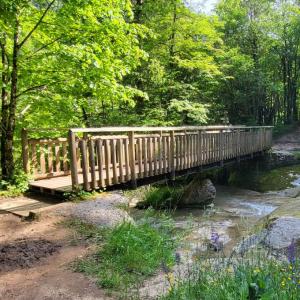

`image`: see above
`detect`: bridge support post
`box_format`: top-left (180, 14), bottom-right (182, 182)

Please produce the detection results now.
top-left (129, 131), bottom-right (137, 189)
top-left (68, 130), bottom-right (79, 190)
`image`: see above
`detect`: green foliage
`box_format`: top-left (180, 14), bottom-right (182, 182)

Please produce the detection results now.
top-left (63, 189), bottom-right (103, 203)
top-left (73, 214), bottom-right (177, 291)
top-left (0, 171), bottom-right (29, 197)
top-left (162, 259), bottom-right (300, 300)
top-left (137, 185), bottom-right (183, 210)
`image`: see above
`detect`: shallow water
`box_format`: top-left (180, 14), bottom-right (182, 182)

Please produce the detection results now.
top-left (229, 163), bottom-right (300, 192)
top-left (171, 184), bottom-right (281, 256)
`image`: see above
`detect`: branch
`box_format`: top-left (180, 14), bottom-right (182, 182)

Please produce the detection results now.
top-left (18, 0), bottom-right (56, 49)
top-left (16, 84), bottom-right (48, 98)
top-left (24, 36), bottom-right (63, 60)
top-left (16, 80), bottom-right (66, 98)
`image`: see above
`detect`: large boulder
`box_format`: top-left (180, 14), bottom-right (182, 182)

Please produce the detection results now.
top-left (264, 217), bottom-right (300, 250)
top-left (180, 178), bottom-right (216, 207)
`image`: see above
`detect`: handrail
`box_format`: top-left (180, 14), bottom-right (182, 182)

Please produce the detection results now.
top-left (70, 125), bottom-right (273, 134)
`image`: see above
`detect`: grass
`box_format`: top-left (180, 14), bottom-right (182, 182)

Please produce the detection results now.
top-left (162, 258), bottom-right (300, 300)
top-left (136, 185), bottom-right (184, 210)
top-left (63, 189), bottom-right (104, 202)
top-left (68, 211), bottom-right (177, 292)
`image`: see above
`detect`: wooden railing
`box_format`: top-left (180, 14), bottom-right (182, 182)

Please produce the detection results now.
top-left (22, 126), bottom-right (273, 190)
top-left (22, 129), bottom-right (70, 179)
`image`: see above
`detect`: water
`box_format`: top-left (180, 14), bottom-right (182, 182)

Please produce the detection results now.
top-left (229, 163), bottom-right (300, 192)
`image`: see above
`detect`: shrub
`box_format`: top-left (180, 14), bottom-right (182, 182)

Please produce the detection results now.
top-left (0, 171), bottom-right (29, 197)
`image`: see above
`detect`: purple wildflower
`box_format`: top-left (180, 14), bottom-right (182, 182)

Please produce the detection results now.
top-left (210, 231), bottom-right (223, 252)
top-left (211, 231), bottom-right (220, 244)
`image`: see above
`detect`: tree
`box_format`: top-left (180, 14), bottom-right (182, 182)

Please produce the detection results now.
top-left (0, 0), bottom-right (146, 179)
top-left (127, 0), bottom-right (224, 125)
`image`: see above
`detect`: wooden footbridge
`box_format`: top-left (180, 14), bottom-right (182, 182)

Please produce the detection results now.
top-left (21, 126), bottom-right (273, 194)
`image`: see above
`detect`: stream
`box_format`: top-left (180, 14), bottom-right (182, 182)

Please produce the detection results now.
top-left (172, 162), bottom-right (300, 257)
top-left (138, 162), bottom-right (300, 298)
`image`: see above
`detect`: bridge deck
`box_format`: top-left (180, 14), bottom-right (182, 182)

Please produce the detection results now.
top-left (23, 126), bottom-right (273, 194)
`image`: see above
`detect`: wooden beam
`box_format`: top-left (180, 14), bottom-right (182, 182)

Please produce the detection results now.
top-left (129, 131), bottom-right (137, 188)
top-left (68, 130), bottom-right (79, 190)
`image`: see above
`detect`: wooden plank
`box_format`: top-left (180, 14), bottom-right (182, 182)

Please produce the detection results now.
top-left (80, 140), bottom-right (89, 191)
top-left (137, 138), bottom-right (143, 178)
top-left (104, 139), bottom-right (112, 186)
top-left (176, 136), bottom-right (180, 170)
top-left (143, 137), bottom-right (148, 177)
top-left (148, 137), bottom-right (153, 176)
top-left (62, 142), bottom-right (68, 172)
top-left (118, 139), bottom-right (125, 183)
top-left (39, 144), bottom-right (46, 175)
top-left (47, 144), bottom-right (53, 173)
top-left (153, 137), bottom-right (158, 175)
top-left (124, 138), bottom-right (130, 181)
top-left (186, 133), bottom-right (190, 168)
top-left (88, 139), bottom-right (97, 189)
top-left (198, 130), bottom-right (202, 166)
top-left (167, 135), bottom-right (171, 171)
top-left (182, 133), bottom-right (186, 169)
top-left (55, 144), bottom-right (61, 172)
top-left (129, 131), bottom-right (137, 188)
top-left (170, 131), bottom-right (175, 179)
top-left (96, 139), bottom-right (105, 188)
top-left (180, 135), bottom-right (183, 170)
top-left (162, 136), bottom-right (167, 173)
top-left (111, 139), bottom-right (118, 185)
top-left (159, 131), bottom-right (163, 174)
top-left (71, 125), bottom-right (261, 134)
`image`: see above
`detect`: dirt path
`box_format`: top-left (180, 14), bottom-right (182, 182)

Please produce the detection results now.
top-left (0, 204), bottom-right (112, 300)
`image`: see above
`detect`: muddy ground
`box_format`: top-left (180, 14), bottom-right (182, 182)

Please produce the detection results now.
top-left (0, 207), bottom-right (112, 300)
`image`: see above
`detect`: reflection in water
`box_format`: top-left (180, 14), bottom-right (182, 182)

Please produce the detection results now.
top-left (229, 163), bottom-right (300, 192)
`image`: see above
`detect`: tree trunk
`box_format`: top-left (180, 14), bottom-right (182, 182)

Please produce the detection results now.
top-left (0, 38), bottom-right (9, 178)
top-left (1, 19), bottom-right (20, 179)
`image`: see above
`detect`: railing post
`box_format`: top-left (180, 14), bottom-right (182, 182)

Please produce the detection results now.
top-left (237, 129), bottom-right (241, 163)
top-left (21, 128), bottom-right (30, 173)
top-left (250, 128), bottom-right (254, 158)
top-left (197, 130), bottom-right (202, 166)
top-left (170, 130), bottom-right (175, 180)
top-left (220, 129), bottom-right (224, 167)
top-left (68, 130), bottom-right (79, 190)
top-left (129, 131), bottom-right (137, 188)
